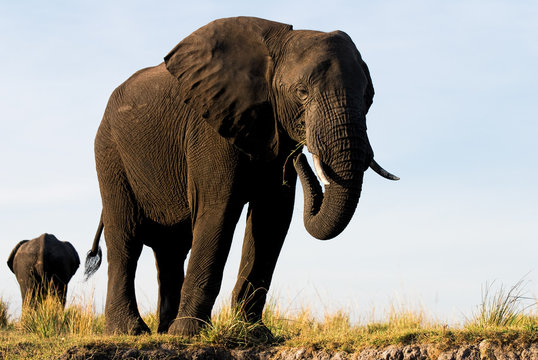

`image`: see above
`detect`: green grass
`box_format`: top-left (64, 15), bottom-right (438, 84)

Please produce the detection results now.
top-left (200, 305), bottom-right (275, 347)
top-left (0, 280), bottom-right (537, 359)
top-left (466, 278), bottom-right (533, 329)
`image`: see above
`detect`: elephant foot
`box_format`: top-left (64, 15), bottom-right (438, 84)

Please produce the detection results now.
top-left (105, 316), bottom-right (150, 335)
top-left (168, 317), bottom-right (207, 337)
top-left (156, 322), bottom-right (171, 334)
top-left (156, 315), bottom-right (176, 334)
top-left (249, 322), bottom-right (279, 344)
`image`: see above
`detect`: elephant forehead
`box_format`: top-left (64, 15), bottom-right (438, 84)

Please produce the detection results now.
top-left (280, 33), bottom-right (363, 86)
top-left (286, 31), bottom-right (355, 59)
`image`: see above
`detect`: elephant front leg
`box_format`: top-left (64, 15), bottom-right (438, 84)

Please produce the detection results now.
top-left (104, 225), bottom-right (150, 335)
top-left (232, 174), bottom-right (296, 333)
top-left (168, 203), bottom-right (244, 336)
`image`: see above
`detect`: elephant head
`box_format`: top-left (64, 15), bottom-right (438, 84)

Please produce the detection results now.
top-left (164, 17), bottom-right (397, 240)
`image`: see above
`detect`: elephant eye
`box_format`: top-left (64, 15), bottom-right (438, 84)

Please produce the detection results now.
top-left (295, 86), bottom-right (309, 101)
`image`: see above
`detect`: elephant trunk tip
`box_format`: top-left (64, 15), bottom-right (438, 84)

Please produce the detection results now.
top-left (84, 247), bottom-right (102, 281)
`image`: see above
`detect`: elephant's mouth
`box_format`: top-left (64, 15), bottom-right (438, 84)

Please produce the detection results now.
top-left (311, 153), bottom-right (399, 186)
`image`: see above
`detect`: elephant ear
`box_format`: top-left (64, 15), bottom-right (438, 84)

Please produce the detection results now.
top-left (361, 60), bottom-right (374, 113)
top-left (63, 241), bottom-right (80, 276)
top-left (164, 17), bottom-right (292, 160)
top-left (334, 30), bottom-right (374, 113)
top-left (7, 240), bottom-right (29, 273)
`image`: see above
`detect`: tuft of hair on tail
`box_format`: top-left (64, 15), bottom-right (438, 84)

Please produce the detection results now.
top-left (84, 212), bottom-right (104, 281)
top-left (84, 246), bottom-right (102, 281)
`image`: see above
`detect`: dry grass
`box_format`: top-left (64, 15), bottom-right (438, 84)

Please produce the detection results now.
top-left (0, 280), bottom-right (536, 359)
top-left (18, 289), bottom-right (103, 337)
top-left (200, 305), bottom-right (275, 347)
top-left (0, 298), bottom-right (9, 329)
top-left (466, 278), bottom-right (533, 329)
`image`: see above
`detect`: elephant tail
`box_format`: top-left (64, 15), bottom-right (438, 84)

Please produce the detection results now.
top-left (84, 212), bottom-right (103, 281)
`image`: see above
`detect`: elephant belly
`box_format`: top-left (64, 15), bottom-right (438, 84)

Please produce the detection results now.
top-left (123, 149), bottom-right (191, 225)
top-left (107, 119), bottom-right (191, 225)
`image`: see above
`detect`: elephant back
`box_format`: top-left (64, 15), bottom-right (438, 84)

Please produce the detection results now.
top-left (32, 234), bottom-right (80, 284)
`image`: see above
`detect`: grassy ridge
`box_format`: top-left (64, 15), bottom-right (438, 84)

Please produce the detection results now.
top-left (0, 282), bottom-right (536, 359)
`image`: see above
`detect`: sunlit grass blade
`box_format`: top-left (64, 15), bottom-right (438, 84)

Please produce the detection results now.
top-left (466, 278), bottom-right (532, 329)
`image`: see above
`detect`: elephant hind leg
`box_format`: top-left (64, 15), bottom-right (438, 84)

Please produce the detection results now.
top-left (150, 221), bottom-right (192, 333)
top-left (21, 273), bottom-right (41, 307)
top-left (104, 227), bottom-right (149, 335)
top-left (97, 142), bottom-right (150, 335)
top-left (48, 275), bottom-right (68, 307)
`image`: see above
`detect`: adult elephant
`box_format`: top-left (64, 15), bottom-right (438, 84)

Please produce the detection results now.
top-left (8, 233), bottom-right (80, 307)
top-left (85, 16), bottom-right (398, 336)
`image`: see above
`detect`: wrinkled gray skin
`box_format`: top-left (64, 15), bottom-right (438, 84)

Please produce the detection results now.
top-left (86, 17), bottom-right (396, 336)
top-left (8, 233), bottom-right (80, 306)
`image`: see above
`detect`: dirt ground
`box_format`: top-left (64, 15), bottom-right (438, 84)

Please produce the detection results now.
top-left (56, 341), bottom-right (538, 360)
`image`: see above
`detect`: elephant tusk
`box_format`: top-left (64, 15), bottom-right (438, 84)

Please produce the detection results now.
top-left (313, 154), bottom-right (331, 186)
top-left (369, 159), bottom-right (400, 181)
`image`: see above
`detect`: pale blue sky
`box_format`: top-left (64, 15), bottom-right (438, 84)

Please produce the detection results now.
top-left (1, 1), bottom-right (537, 322)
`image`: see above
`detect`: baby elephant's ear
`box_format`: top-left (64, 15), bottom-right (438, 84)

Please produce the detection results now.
top-left (63, 241), bottom-right (80, 269)
top-left (7, 240), bottom-right (29, 273)
top-left (164, 17), bottom-right (292, 160)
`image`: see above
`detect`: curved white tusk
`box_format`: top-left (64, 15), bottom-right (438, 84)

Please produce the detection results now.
top-left (369, 159), bottom-right (400, 181)
top-left (313, 154), bottom-right (331, 186)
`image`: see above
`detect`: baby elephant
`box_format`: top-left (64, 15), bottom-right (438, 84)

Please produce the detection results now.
top-left (7, 233), bottom-right (80, 306)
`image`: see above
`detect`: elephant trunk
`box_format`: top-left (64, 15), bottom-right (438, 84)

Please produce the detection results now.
top-left (294, 103), bottom-right (368, 240)
top-left (294, 153), bottom-right (363, 240)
